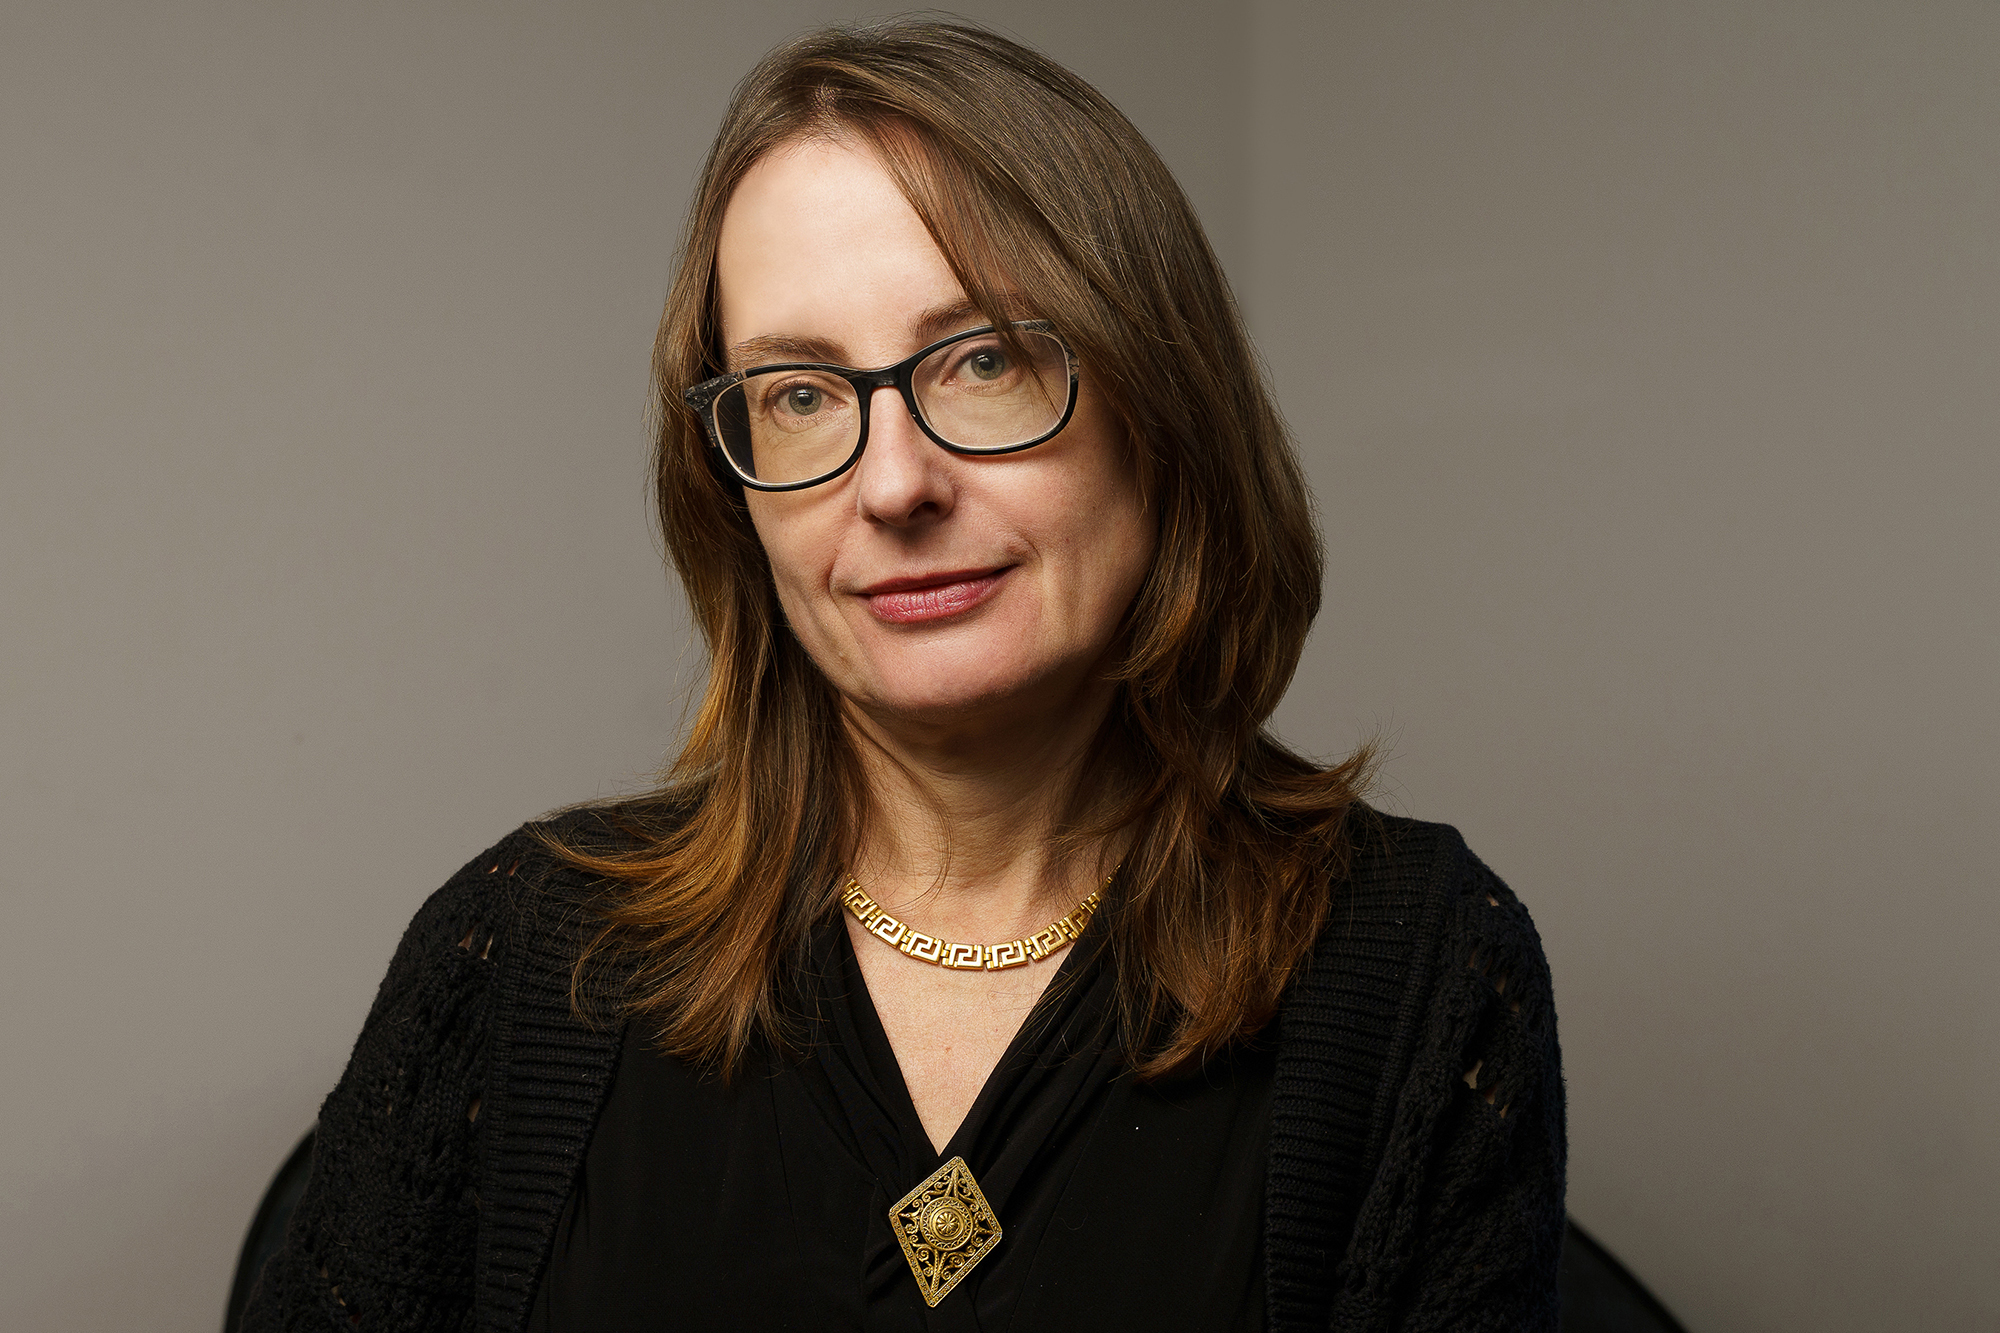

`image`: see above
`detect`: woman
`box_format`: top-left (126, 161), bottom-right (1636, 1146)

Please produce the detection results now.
top-left (246, 20), bottom-right (1563, 1333)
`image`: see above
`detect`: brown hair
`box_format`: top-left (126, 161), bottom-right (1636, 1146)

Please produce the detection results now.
top-left (558, 18), bottom-right (1371, 1080)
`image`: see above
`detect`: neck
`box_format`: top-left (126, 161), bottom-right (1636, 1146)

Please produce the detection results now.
top-left (843, 679), bottom-right (1128, 938)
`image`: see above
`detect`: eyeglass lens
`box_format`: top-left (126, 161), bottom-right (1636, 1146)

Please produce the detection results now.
top-left (712, 328), bottom-right (1070, 487)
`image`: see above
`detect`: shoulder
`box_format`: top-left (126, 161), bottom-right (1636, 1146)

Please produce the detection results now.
top-left (335, 808), bottom-right (635, 1125)
top-left (1322, 808), bottom-right (1549, 998)
top-left (1338, 808), bottom-right (1554, 1042)
top-left (1275, 806), bottom-right (1558, 1179)
top-left (389, 827), bottom-right (541, 961)
top-left (1292, 809), bottom-right (1499, 1020)
top-left (381, 807), bottom-right (630, 974)
top-left (1321, 806), bottom-right (1556, 1067)
top-left (1338, 808), bottom-right (1485, 917)
top-left (339, 810), bottom-right (625, 1085)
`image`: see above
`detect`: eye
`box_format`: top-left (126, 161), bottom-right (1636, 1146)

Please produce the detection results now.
top-left (964, 347), bottom-right (1009, 381)
top-left (780, 384), bottom-right (824, 416)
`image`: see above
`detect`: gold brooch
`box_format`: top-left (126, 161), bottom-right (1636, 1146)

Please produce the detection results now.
top-left (889, 1156), bottom-right (1003, 1306)
top-left (840, 874), bottom-right (1108, 970)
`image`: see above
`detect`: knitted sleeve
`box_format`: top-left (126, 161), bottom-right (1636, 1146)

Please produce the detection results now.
top-left (1332, 847), bottom-right (1568, 1333)
top-left (240, 833), bottom-right (535, 1333)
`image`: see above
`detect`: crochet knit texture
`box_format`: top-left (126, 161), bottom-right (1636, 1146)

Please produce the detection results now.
top-left (242, 811), bottom-right (1564, 1332)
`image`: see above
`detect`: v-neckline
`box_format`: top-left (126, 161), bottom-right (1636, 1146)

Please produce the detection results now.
top-left (830, 912), bottom-right (1108, 1170)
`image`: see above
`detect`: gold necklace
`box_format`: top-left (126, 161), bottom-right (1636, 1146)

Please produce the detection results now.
top-left (839, 871), bottom-right (1110, 971)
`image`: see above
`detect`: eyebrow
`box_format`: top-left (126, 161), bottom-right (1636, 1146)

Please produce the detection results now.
top-left (725, 332), bottom-right (844, 370)
top-left (724, 294), bottom-right (1037, 372)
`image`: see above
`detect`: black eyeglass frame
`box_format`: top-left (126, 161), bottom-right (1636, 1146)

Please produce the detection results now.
top-left (683, 320), bottom-right (1080, 493)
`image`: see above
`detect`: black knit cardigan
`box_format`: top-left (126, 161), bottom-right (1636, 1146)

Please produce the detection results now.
top-left (243, 811), bottom-right (1565, 1332)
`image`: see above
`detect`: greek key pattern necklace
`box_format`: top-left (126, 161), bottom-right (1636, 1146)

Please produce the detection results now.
top-left (838, 873), bottom-right (1108, 970)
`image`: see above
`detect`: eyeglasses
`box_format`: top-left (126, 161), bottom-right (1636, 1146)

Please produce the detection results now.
top-left (685, 321), bottom-right (1079, 492)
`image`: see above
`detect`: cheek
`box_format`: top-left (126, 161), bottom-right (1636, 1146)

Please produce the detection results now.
top-left (1077, 439), bottom-right (1153, 579)
top-left (1101, 491), bottom-right (1158, 607)
top-left (745, 500), bottom-right (834, 620)
top-left (1041, 456), bottom-right (1154, 620)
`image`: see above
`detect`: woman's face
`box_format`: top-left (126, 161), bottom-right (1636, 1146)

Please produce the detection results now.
top-left (712, 136), bottom-right (1155, 736)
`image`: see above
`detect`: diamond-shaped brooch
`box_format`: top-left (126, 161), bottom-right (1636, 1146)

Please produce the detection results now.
top-left (889, 1156), bottom-right (1003, 1307)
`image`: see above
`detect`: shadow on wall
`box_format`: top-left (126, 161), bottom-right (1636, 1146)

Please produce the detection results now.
top-left (222, 1129), bottom-right (1691, 1332)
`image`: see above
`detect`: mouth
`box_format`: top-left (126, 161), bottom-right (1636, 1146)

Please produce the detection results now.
top-left (857, 566), bottom-right (1012, 625)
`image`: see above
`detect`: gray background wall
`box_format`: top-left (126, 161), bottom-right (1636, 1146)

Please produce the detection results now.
top-left (0, 3), bottom-right (1991, 1329)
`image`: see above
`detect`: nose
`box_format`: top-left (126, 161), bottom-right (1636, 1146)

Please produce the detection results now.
top-left (853, 384), bottom-right (955, 528)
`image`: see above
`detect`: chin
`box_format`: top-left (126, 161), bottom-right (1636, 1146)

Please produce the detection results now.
top-left (848, 654), bottom-right (1050, 727)
top-left (825, 618), bottom-right (1111, 731)
top-left (862, 676), bottom-right (1030, 725)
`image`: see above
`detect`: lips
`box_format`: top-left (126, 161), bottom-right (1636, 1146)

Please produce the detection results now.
top-left (859, 567), bottom-right (1011, 624)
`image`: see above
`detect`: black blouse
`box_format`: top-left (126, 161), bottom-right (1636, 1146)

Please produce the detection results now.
top-left (526, 913), bottom-right (1275, 1332)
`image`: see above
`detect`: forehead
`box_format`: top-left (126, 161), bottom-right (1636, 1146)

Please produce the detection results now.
top-left (714, 136), bottom-right (967, 367)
